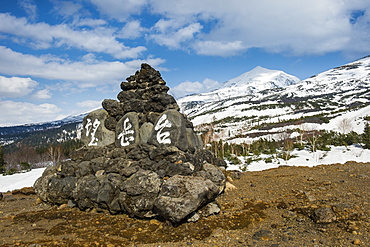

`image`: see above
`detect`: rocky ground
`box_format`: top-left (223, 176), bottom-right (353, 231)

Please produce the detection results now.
top-left (0, 161), bottom-right (369, 247)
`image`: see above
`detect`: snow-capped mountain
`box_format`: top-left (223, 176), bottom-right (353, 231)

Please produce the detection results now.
top-left (179, 56), bottom-right (370, 143)
top-left (0, 113), bottom-right (86, 146)
top-left (221, 66), bottom-right (299, 91)
top-left (178, 66), bottom-right (300, 107)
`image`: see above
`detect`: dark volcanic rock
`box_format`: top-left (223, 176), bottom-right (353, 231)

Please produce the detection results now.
top-left (154, 175), bottom-right (220, 223)
top-left (34, 63), bottom-right (225, 224)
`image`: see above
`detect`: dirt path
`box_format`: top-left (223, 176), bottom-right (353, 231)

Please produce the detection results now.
top-left (1, 161), bottom-right (369, 246)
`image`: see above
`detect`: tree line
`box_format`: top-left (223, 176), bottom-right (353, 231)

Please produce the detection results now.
top-left (1, 140), bottom-right (82, 175)
top-left (201, 121), bottom-right (370, 167)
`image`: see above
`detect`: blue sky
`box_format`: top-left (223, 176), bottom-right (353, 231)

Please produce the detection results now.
top-left (1, 0), bottom-right (370, 126)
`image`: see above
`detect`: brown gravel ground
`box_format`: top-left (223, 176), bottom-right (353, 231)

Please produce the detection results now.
top-left (0, 161), bottom-right (369, 247)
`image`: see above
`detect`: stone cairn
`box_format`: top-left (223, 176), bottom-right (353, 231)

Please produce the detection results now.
top-left (34, 64), bottom-right (226, 224)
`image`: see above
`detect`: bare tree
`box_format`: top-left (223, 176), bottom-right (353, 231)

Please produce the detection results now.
top-left (298, 123), bottom-right (309, 146)
top-left (277, 129), bottom-right (294, 163)
top-left (338, 118), bottom-right (353, 134)
top-left (307, 127), bottom-right (320, 153)
top-left (47, 145), bottom-right (63, 166)
top-left (283, 139), bottom-right (294, 162)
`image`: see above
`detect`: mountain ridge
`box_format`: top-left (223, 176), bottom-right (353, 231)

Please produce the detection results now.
top-left (179, 55), bottom-right (370, 143)
top-left (178, 66), bottom-right (300, 110)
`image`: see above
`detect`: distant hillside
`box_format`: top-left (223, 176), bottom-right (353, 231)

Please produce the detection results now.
top-left (0, 113), bottom-right (85, 148)
top-left (178, 56), bottom-right (370, 143)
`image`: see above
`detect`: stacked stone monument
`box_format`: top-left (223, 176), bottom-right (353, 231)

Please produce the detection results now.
top-left (34, 64), bottom-right (226, 224)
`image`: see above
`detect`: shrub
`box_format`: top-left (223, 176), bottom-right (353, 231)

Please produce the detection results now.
top-left (20, 161), bottom-right (32, 171)
top-left (5, 168), bottom-right (18, 176)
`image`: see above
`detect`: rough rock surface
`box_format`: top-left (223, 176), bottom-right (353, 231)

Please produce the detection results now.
top-left (34, 64), bottom-right (226, 224)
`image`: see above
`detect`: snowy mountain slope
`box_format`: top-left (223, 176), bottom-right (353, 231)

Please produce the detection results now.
top-left (0, 113), bottom-right (86, 146)
top-left (178, 66), bottom-right (300, 110)
top-left (179, 56), bottom-right (370, 142)
top-left (221, 66), bottom-right (299, 91)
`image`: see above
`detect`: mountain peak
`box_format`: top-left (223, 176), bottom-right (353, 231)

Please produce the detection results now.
top-left (220, 66), bottom-right (300, 90)
top-left (177, 66), bottom-right (300, 107)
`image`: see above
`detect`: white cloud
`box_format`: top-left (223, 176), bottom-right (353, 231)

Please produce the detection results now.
top-left (72, 18), bottom-right (107, 28)
top-left (8, 1), bottom-right (370, 58)
top-left (0, 13), bottom-right (146, 59)
top-left (118, 20), bottom-right (146, 39)
top-left (18, 0), bottom-right (37, 21)
top-left (193, 41), bottom-right (245, 56)
top-left (76, 100), bottom-right (102, 109)
top-left (0, 76), bottom-right (38, 98)
top-left (150, 22), bottom-right (203, 49)
top-left (170, 78), bottom-right (220, 98)
top-left (52, 0), bottom-right (82, 18)
top-left (0, 100), bottom-right (62, 126)
top-left (0, 46), bottom-right (165, 88)
top-left (32, 89), bottom-right (52, 100)
top-left (88, 0), bottom-right (149, 21)
top-left (146, 0), bottom-right (370, 56)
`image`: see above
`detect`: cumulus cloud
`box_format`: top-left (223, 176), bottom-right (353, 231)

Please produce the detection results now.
top-left (0, 13), bottom-right (146, 59)
top-left (118, 20), bottom-right (147, 39)
top-left (0, 76), bottom-right (38, 98)
top-left (87, 0), bottom-right (370, 57)
top-left (8, 1), bottom-right (370, 58)
top-left (32, 89), bottom-right (52, 100)
top-left (0, 46), bottom-right (165, 88)
top-left (76, 100), bottom-right (102, 109)
top-left (0, 100), bottom-right (62, 126)
top-left (170, 78), bottom-right (220, 98)
top-left (150, 22), bottom-right (203, 49)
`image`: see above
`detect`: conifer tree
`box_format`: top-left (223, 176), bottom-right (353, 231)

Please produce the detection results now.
top-left (0, 145), bottom-right (5, 174)
top-left (362, 123), bottom-right (370, 149)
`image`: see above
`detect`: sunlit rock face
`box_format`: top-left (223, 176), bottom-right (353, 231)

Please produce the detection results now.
top-left (34, 64), bottom-right (226, 224)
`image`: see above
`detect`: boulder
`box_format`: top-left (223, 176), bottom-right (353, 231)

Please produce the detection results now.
top-left (115, 112), bottom-right (140, 147)
top-left (81, 109), bottom-right (115, 147)
top-left (154, 175), bottom-right (220, 223)
top-left (148, 110), bottom-right (189, 151)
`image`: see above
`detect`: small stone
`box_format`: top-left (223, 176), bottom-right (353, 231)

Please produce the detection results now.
top-left (67, 200), bottom-right (77, 208)
top-left (353, 239), bottom-right (361, 245)
top-left (252, 230), bottom-right (271, 241)
top-left (312, 207), bottom-right (336, 223)
top-left (58, 204), bottom-right (69, 210)
top-left (95, 170), bottom-right (105, 177)
top-left (357, 174), bottom-right (368, 178)
top-left (282, 210), bottom-right (297, 219)
top-left (35, 198), bottom-right (43, 204)
top-left (187, 212), bottom-right (200, 222)
top-left (307, 195), bottom-right (316, 201)
top-left (3, 194), bottom-right (16, 201)
top-left (225, 182), bottom-right (237, 191)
